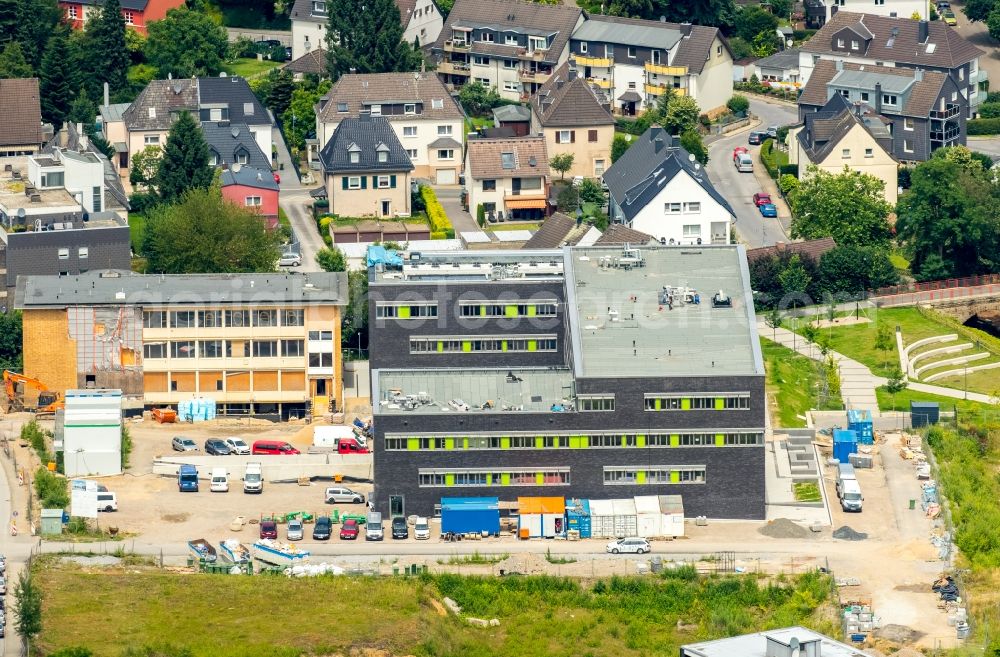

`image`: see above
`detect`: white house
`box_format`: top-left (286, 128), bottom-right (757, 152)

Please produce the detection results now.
top-left (465, 136), bottom-right (549, 222)
top-left (290, 0), bottom-right (443, 61)
top-left (314, 72), bottom-right (465, 183)
top-left (603, 127), bottom-right (734, 246)
top-left (28, 148), bottom-right (106, 214)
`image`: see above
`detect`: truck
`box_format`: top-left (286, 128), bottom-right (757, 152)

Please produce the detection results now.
top-left (835, 462), bottom-right (856, 499)
top-left (178, 464), bottom-right (199, 492)
top-left (251, 539), bottom-right (310, 567)
top-left (243, 462), bottom-right (263, 494)
top-left (313, 425), bottom-right (369, 453)
top-left (336, 436), bottom-right (369, 454)
top-left (188, 538), bottom-right (217, 563)
top-left (840, 479), bottom-right (864, 512)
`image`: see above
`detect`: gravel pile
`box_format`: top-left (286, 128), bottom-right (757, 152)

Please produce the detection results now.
top-left (758, 518), bottom-right (810, 539)
top-left (832, 525), bottom-right (868, 541)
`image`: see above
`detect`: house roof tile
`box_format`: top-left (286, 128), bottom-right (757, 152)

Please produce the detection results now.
top-left (580, 14), bottom-right (728, 75)
top-left (317, 72), bottom-right (463, 123)
top-left (466, 136), bottom-right (548, 180)
top-left (746, 237), bottom-right (838, 262)
top-left (201, 121), bottom-right (271, 170)
top-left (0, 78), bottom-right (42, 147)
top-left (319, 116), bottom-right (414, 172)
top-left (799, 59), bottom-right (950, 117)
top-left (285, 48), bottom-right (328, 75)
top-left (531, 62), bottom-right (614, 128)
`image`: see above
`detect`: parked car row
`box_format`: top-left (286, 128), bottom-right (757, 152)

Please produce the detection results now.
top-left (254, 512), bottom-right (432, 543)
top-left (172, 437), bottom-right (298, 455)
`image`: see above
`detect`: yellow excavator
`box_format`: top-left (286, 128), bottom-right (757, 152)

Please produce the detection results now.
top-left (1, 370), bottom-right (64, 414)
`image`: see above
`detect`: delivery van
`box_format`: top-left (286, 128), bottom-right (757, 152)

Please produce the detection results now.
top-left (178, 464), bottom-right (199, 492)
top-left (337, 437), bottom-right (370, 454)
top-left (836, 462), bottom-right (856, 499)
top-left (210, 467), bottom-right (229, 493)
top-left (243, 462), bottom-right (263, 494)
top-left (96, 492), bottom-right (117, 512)
top-left (252, 440), bottom-right (300, 455)
top-left (735, 152), bottom-right (753, 172)
top-left (365, 512), bottom-right (384, 541)
top-left (840, 479), bottom-right (864, 512)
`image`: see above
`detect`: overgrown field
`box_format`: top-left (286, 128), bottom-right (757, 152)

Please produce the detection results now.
top-left (761, 338), bottom-right (843, 427)
top-left (34, 561), bottom-right (838, 657)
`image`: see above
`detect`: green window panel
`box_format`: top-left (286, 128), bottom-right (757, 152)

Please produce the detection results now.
top-left (486, 473), bottom-right (493, 485)
top-left (462, 340), bottom-right (472, 352)
top-left (715, 434), bottom-right (725, 446)
top-left (636, 471), bottom-right (647, 484)
top-left (715, 397), bottom-right (725, 410)
top-left (620, 435), bottom-right (627, 447)
top-left (445, 473), bottom-right (455, 486)
top-left (502, 340), bottom-right (508, 352)
top-left (681, 398), bottom-right (691, 410)
top-left (407, 438), bottom-right (419, 451)
top-left (501, 472), bottom-right (511, 485)
top-left (535, 436), bottom-right (544, 448)
top-left (527, 340), bottom-right (537, 352)
top-left (479, 305), bottom-right (486, 317)
top-left (505, 305), bottom-right (518, 317)
top-left (570, 435), bottom-right (585, 448)
top-left (501, 437), bottom-right (511, 449)
top-left (670, 470), bottom-right (680, 483)
top-left (436, 341), bottom-right (444, 352)
top-left (535, 471), bottom-right (544, 485)
top-left (655, 398), bottom-right (662, 411)
top-left (637, 434), bottom-right (646, 448)
top-left (462, 437), bottom-right (469, 449)
top-left (397, 306), bottom-right (411, 319)
top-left (670, 434), bottom-right (679, 447)
top-left (445, 438), bottom-right (455, 450)
top-left (527, 305), bottom-right (537, 317)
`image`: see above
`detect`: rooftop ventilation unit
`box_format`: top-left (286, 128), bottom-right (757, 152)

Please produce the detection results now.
top-left (712, 290), bottom-right (732, 308)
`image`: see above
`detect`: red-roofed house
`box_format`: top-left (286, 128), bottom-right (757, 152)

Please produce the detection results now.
top-left (60, 0), bottom-right (185, 36)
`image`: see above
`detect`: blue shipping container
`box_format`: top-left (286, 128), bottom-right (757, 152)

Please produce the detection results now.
top-left (565, 498), bottom-right (591, 538)
top-left (833, 429), bottom-right (858, 463)
top-left (441, 497), bottom-right (500, 535)
top-left (847, 410), bottom-right (874, 445)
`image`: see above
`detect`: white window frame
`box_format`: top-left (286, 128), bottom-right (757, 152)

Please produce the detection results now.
top-left (404, 103), bottom-right (416, 115)
top-left (437, 149), bottom-right (455, 160)
top-left (406, 149), bottom-right (418, 160)
top-left (144, 135), bottom-right (159, 145)
top-left (903, 139), bottom-right (914, 153)
top-left (851, 40), bottom-right (859, 50)
top-left (903, 117), bottom-right (914, 131)
top-left (378, 150), bottom-right (388, 163)
top-left (865, 148), bottom-right (874, 158)
top-left (376, 175), bottom-right (391, 189)
top-left (432, 99), bottom-right (444, 109)
top-left (370, 104), bottom-right (382, 116)
top-left (503, 59), bottom-right (516, 69)
top-left (245, 196), bottom-right (262, 207)
top-left (882, 94), bottom-right (897, 106)
top-left (664, 202), bottom-right (682, 214)
top-left (403, 126), bottom-right (417, 137)
top-left (842, 148), bottom-right (851, 159)
top-left (503, 80), bottom-right (519, 92)
top-left (349, 151), bottom-right (360, 164)
top-left (347, 176), bottom-right (362, 190)
top-left (579, 42), bottom-right (588, 54)
top-left (837, 38), bottom-right (845, 48)
top-left (684, 202), bottom-right (701, 213)
top-left (557, 130), bottom-right (572, 143)
top-left (682, 224), bottom-right (701, 238)
top-left (437, 125), bottom-right (453, 136)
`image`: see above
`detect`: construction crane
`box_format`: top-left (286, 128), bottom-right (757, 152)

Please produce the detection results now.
top-left (1, 371), bottom-right (64, 414)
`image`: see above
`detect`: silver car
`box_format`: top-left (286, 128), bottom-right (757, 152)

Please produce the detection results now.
top-left (171, 437), bottom-right (198, 452)
top-left (606, 537), bottom-right (651, 554)
top-left (278, 252), bottom-right (302, 267)
top-left (286, 519), bottom-right (304, 541)
top-left (224, 437), bottom-right (251, 455)
top-left (324, 487), bottom-right (365, 504)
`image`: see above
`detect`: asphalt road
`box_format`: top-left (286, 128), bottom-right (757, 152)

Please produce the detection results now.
top-left (274, 130), bottom-right (324, 273)
top-left (705, 98), bottom-right (798, 248)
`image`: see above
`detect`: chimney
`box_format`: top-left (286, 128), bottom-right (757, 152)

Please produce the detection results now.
top-left (556, 78), bottom-right (564, 89)
top-left (654, 136), bottom-right (664, 152)
top-left (914, 68), bottom-right (923, 81)
top-left (918, 19), bottom-right (929, 43)
top-left (875, 82), bottom-right (882, 113)
top-left (103, 82), bottom-right (109, 108)
top-left (835, 59), bottom-right (843, 71)
top-left (567, 67), bottom-right (577, 81)
top-left (680, 22), bottom-right (692, 37)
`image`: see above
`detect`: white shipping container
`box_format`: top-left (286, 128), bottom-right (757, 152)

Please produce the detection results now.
top-left (519, 513), bottom-right (543, 537)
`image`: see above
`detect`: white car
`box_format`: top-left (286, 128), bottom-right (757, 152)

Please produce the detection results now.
top-left (224, 437), bottom-right (251, 455)
top-left (278, 252), bottom-right (302, 267)
top-left (414, 517), bottom-right (430, 540)
top-left (286, 518), bottom-right (304, 541)
top-left (0, 576), bottom-right (8, 595)
top-left (606, 537), bottom-right (651, 554)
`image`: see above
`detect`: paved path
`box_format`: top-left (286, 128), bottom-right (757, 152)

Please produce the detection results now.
top-left (274, 130), bottom-right (324, 272)
top-left (433, 185), bottom-right (479, 234)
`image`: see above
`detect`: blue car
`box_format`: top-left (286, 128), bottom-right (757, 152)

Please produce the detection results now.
top-left (759, 203), bottom-right (778, 217)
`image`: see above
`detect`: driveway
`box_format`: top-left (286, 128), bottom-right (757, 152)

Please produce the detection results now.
top-left (274, 130), bottom-right (324, 272)
top-left (705, 98), bottom-right (798, 248)
top-left (433, 186), bottom-right (480, 234)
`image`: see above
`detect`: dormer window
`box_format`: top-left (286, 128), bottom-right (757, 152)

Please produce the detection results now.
top-left (337, 102), bottom-right (348, 113)
top-left (480, 31), bottom-right (495, 43)
top-left (236, 150), bottom-right (248, 164)
top-left (378, 151), bottom-right (388, 163)
top-left (529, 36), bottom-right (546, 52)
top-left (851, 40), bottom-right (859, 50)
top-left (882, 94), bottom-right (897, 106)
top-left (837, 38), bottom-right (845, 48)
top-left (404, 103), bottom-right (416, 114)
top-left (350, 151), bottom-right (360, 164)
top-left (370, 104), bottom-right (382, 116)
top-left (312, 0), bottom-right (326, 14)
top-left (505, 34), bottom-right (518, 45)
top-left (209, 152), bottom-right (218, 166)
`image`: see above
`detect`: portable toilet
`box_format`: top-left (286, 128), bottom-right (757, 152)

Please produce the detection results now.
top-left (40, 508), bottom-right (64, 536)
top-left (565, 498), bottom-right (591, 538)
top-left (441, 497), bottom-right (500, 535)
top-left (847, 410), bottom-right (874, 444)
top-left (833, 429), bottom-right (858, 463)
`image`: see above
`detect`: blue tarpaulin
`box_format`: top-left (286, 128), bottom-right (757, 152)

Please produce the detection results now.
top-left (367, 246), bottom-right (403, 268)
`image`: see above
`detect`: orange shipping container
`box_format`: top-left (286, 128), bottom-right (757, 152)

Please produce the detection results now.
top-left (517, 496), bottom-right (566, 514)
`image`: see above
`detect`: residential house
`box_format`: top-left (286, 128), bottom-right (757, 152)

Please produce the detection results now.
top-left (314, 72), bottom-right (464, 183)
top-left (320, 116), bottom-right (414, 218)
top-left (289, 0), bottom-right (444, 61)
top-left (465, 136), bottom-right (549, 221)
top-left (568, 15), bottom-right (733, 116)
top-left (733, 57), bottom-right (758, 83)
top-left (60, 0), bottom-right (185, 35)
top-left (15, 270), bottom-right (348, 418)
top-left (798, 59), bottom-right (965, 162)
top-left (789, 94), bottom-right (898, 203)
top-left (804, 0), bottom-right (931, 28)
top-left (99, 101), bottom-right (131, 172)
top-left (529, 63), bottom-right (615, 179)
top-left (117, 77), bottom-right (273, 174)
top-left (202, 121), bottom-right (271, 171)
top-left (798, 12), bottom-right (985, 114)
top-left (432, 0), bottom-right (584, 101)
top-left (0, 79), bottom-right (44, 157)
top-left (754, 48), bottom-right (802, 87)
top-left (593, 223), bottom-right (656, 245)
top-left (521, 212), bottom-right (600, 249)
top-left (220, 167), bottom-right (280, 228)
top-left (603, 127), bottom-right (734, 246)
top-left (284, 49), bottom-right (328, 79)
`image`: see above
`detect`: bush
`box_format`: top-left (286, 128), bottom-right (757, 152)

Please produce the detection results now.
top-left (759, 139), bottom-right (780, 179)
top-left (128, 192), bottom-right (159, 214)
top-left (476, 204), bottom-right (485, 227)
top-left (21, 421), bottom-right (50, 464)
top-left (34, 467), bottom-right (68, 509)
top-left (967, 118), bottom-right (1000, 135)
top-left (987, 91), bottom-right (1000, 103)
top-left (420, 185), bottom-right (453, 237)
top-left (977, 102), bottom-right (1000, 119)
top-left (897, 166), bottom-right (912, 190)
top-left (778, 163), bottom-right (798, 177)
top-left (121, 426), bottom-right (133, 469)
top-left (779, 174), bottom-right (800, 195)
top-left (727, 95), bottom-right (750, 115)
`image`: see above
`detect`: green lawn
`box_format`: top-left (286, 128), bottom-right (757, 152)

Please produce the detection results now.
top-left (489, 222), bottom-right (541, 232)
top-left (128, 213), bottom-right (145, 254)
top-left (222, 58), bottom-right (283, 78)
top-left (35, 559), bottom-right (838, 657)
top-left (875, 386), bottom-right (996, 413)
top-left (761, 338), bottom-right (844, 427)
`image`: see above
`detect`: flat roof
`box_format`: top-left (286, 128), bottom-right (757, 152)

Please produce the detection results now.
top-left (372, 249), bottom-right (565, 283)
top-left (15, 270), bottom-right (348, 309)
top-left (0, 176), bottom-right (77, 210)
top-left (375, 367), bottom-right (575, 416)
top-left (681, 627), bottom-right (871, 657)
top-left (566, 245), bottom-right (763, 378)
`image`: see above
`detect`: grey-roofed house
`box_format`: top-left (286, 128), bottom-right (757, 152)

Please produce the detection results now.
top-left (798, 12), bottom-right (985, 114)
top-left (99, 101), bottom-right (132, 171)
top-left (603, 126), bottom-right (734, 246)
top-left (314, 72), bottom-right (465, 183)
top-left (569, 14), bottom-right (733, 116)
top-left (201, 122), bottom-right (271, 171)
top-left (320, 116), bottom-right (415, 218)
top-left (432, 0), bottom-right (584, 101)
top-left (465, 136), bottom-right (550, 221)
top-left (493, 105), bottom-right (532, 137)
top-left (754, 47), bottom-right (801, 85)
top-left (367, 245), bottom-right (766, 520)
top-left (521, 212), bottom-right (600, 249)
top-left (0, 78), bottom-right (44, 156)
top-left (798, 59), bottom-right (965, 162)
top-left (530, 62), bottom-right (615, 179)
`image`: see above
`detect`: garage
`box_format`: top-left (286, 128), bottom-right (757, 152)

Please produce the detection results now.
top-left (435, 168), bottom-right (456, 185)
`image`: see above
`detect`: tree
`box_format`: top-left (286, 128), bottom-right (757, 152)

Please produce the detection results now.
top-left (751, 31), bottom-right (779, 58)
top-left (608, 0), bottom-right (654, 17)
top-left (680, 129), bottom-right (708, 165)
top-left (778, 254), bottom-right (812, 309)
top-left (817, 245), bottom-right (898, 297)
top-left (790, 166), bottom-right (893, 246)
top-left (764, 307), bottom-right (783, 340)
top-left (68, 87), bottom-right (97, 127)
top-left (736, 5), bottom-right (780, 42)
top-left (748, 250), bottom-right (820, 309)
top-left (661, 0), bottom-right (737, 28)
top-left (315, 246), bottom-right (347, 272)
top-left (39, 32), bottom-right (75, 130)
top-left (265, 68), bottom-right (294, 117)
top-left (874, 323), bottom-right (895, 367)
top-left (557, 184), bottom-right (580, 213)
top-left (129, 146), bottom-right (163, 191)
top-left (282, 78), bottom-right (332, 151)
top-left (146, 8), bottom-right (228, 78)
top-left (342, 269), bottom-right (369, 349)
top-left (885, 366), bottom-right (908, 410)
top-left (964, 0), bottom-right (995, 22)
top-left (0, 41), bottom-right (32, 78)
top-left (142, 188), bottom-right (283, 274)
top-left (457, 80), bottom-right (501, 117)
top-left (13, 570), bottom-right (42, 644)
top-left (14, 0), bottom-right (62, 71)
top-left (767, 0), bottom-right (793, 18)
top-left (988, 8), bottom-right (1000, 40)
top-left (578, 178), bottom-right (605, 204)
top-left (550, 153), bottom-right (574, 180)
top-left (84, 0), bottom-right (130, 95)
top-left (154, 112), bottom-right (213, 204)
top-left (611, 133), bottom-right (631, 163)
top-left (0, 311), bottom-right (21, 371)
top-left (662, 95), bottom-right (700, 135)
top-left (326, 0), bottom-right (421, 79)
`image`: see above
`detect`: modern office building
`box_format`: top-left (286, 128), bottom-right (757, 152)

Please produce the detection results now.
top-left (15, 270), bottom-right (347, 419)
top-left (368, 245), bottom-right (766, 520)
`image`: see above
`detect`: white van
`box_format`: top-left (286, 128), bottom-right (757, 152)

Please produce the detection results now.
top-left (97, 492), bottom-right (117, 512)
top-left (836, 462), bottom-right (857, 499)
top-left (840, 479), bottom-right (864, 512)
top-left (243, 462), bottom-right (263, 494)
top-left (414, 516), bottom-right (430, 540)
top-left (210, 468), bottom-right (229, 493)
top-left (365, 512), bottom-right (384, 541)
top-left (735, 153), bottom-right (753, 172)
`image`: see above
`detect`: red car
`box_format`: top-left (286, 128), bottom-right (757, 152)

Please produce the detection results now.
top-left (259, 520), bottom-right (278, 539)
top-left (273, 172), bottom-right (280, 184)
top-left (753, 192), bottom-right (772, 207)
top-left (340, 518), bottom-right (359, 540)
top-left (733, 146), bottom-right (749, 160)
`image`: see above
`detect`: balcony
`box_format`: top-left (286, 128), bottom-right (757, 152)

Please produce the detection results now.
top-left (438, 61), bottom-right (471, 76)
top-left (644, 83), bottom-right (686, 96)
top-left (573, 54), bottom-right (613, 68)
top-left (587, 77), bottom-right (611, 89)
top-left (519, 69), bottom-right (551, 83)
top-left (518, 48), bottom-right (548, 61)
top-left (972, 68), bottom-right (988, 85)
top-left (442, 39), bottom-right (470, 52)
top-left (645, 62), bottom-right (687, 76)
top-left (930, 124), bottom-right (961, 143)
top-left (930, 103), bottom-right (960, 120)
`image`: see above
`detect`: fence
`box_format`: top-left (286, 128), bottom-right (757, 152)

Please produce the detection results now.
top-left (874, 274), bottom-right (1000, 298)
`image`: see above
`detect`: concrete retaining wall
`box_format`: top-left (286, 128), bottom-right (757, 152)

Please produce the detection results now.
top-left (152, 454), bottom-right (373, 482)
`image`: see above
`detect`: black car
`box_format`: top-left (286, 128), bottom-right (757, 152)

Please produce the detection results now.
top-left (313, 516), bottom-right (332, 540)
top-left (748, 131), bottom-right (767, 145)
top-left (205, 439), bottom-right (231, 455)
top-left (391, 516), bottom-right (408, 539)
